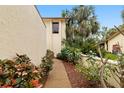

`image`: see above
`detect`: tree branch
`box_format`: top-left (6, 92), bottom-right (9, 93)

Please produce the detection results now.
top-left (114, 25), bottom-right (124, 37)
top-left (98, 44), bottom-right (108, 88)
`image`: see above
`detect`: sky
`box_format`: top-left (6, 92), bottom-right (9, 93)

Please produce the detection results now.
top-left (37, 5), bottom-right (124, 29)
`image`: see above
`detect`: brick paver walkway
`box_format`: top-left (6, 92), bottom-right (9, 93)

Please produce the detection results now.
top-left (44, 59), bottom-right (71, 88)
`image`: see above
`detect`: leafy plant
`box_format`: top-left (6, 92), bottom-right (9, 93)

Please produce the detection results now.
top-left (62, 36), bottom-right (103, 57)
top-left (76, 53), bottom-right (110, 87)
top-left (76, 56), bottom-right (100, 81)
top-left (62, 5), bottom-right (99, 39)
top-left (57, 47), bottom-right (81, 64)
top-left (0, 54), bottom-right (43, 88)
top-left (0, 50), bottom-right (54, 88)
top-left (40, 50), bottom-right (54, 77)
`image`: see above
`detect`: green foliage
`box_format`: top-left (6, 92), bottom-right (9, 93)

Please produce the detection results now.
top-left (0, 50), bottom-right (54, 88)
top-left (40, 50), bottom-right (54, 77)
top-left (100, 48), bottom-right (107, 57)
top-left (57, 47), bottom-right (81, 64)
top-left (76, 55), bottom-right (110, 85)
top-left (81, 38), bottom-right (98, 55)
top-left (62, 5), bottom-right (99, 40)
top-left (62, 37), bottom-right (100, 56)
top-left (76, 56), bottom-right (100, 81)
top-left (105, 53), bottom-right (119, 61)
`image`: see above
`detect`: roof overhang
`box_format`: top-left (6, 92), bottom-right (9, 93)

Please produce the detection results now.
top-left (42, 17), bottom-right (67, 19)
top-left (107, 30), bottom-right (124, 41)
top-left (42, 17), bottom-right (67, 22)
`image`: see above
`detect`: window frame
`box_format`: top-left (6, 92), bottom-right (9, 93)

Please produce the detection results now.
top-left (52, 22), bottom-right (59, 34)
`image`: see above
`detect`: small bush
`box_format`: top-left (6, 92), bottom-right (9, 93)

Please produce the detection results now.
top-left (57, 47), bottom-right (81, 64)
top-left (40, 50), bottom-right (54, 77)
top-left (46, 49), bottom-right (54, 59)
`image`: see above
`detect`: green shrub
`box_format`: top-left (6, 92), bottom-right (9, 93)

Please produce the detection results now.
top-left (46, 49), bottom-right (54, 59)
top-left (62, 38), bottom-right (100, 56)
top-left (100, 48), bottom-right (107, 57)
top-left (40, 50), bottom-right (54, 77)
top-left (105, 53), bottom-right (119, 60)
top-left (57, 47), bottom-right (81, 64)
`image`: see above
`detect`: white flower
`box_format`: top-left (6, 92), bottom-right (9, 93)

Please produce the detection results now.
top-left (22, 71), bottom-right (28, 76)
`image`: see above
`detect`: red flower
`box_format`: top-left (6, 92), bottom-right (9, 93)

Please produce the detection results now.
top-left (12, 79), bottom-right (16, 84)
top-left (31, 80), bottom-right (43, 88)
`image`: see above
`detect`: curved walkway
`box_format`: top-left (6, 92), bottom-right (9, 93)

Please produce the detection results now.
top-left (44, 59), bottom-right (71, 88)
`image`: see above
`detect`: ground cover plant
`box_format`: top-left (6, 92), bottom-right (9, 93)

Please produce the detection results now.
top-left (104, 52), bottom-right (119, 61)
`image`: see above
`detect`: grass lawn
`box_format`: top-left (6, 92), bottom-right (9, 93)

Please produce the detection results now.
top-left (104, 53), bottom-right (119, 61)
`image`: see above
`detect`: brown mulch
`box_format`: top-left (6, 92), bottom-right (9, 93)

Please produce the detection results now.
top-left (63, 61), bottom-right (102, 88)
top-left (63, 61), bottom-right (90, 88)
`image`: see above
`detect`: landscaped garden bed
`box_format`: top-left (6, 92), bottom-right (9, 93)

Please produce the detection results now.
top-left (63, 61), bottom-right (88, 88)
top-left (58, 5), bottom-right (124, 88)
top-left (57, 46), bottom-right (120, 88)
top-left (63, 61), bottom-right (102, 88)
top-left (0, 50), bottom-right (54, 88)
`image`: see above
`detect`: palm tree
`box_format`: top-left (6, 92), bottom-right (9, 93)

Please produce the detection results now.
top-left (61, 5), bottom-right (99, 39)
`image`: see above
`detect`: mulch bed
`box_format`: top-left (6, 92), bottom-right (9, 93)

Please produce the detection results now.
top-left (63, 61), bottom-right (100, 88)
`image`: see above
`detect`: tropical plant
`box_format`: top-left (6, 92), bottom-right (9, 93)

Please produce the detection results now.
top-left (76, 56), bottom-right (100, 82)
top-left (40, 50), bottom-right (54, 77)
top-left (57, 47), bottom-right (81, 64)
top-left (76, 50), bottom-right (111, 87)
top-left (0, 54), bottom-right (43, 88)
top-left (0, 50), bottom-right (54, 88)
top-left (62, 5), bottom-right (99, 40)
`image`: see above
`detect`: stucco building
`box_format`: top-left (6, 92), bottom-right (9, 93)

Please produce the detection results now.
top-left (104, 30), bottom-right (124, 53)
top-left (43, 17), bottom-right (66, 56)
top-left (0, 6), bottom-right (66, 65)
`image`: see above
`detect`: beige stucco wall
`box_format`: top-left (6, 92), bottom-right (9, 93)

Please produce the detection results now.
top-left (107, 34), bottom-right (124, 53)
top-left (0, 6), bottom-right (46, 65)
top-left (43, 18), bottom-right (66, 56)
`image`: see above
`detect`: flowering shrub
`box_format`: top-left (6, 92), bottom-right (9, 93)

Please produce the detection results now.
top-left (0, 50), bottom-right (54, 88)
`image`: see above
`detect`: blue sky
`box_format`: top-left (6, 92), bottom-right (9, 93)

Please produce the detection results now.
top-left (37, 5), bottom-right (124, 29)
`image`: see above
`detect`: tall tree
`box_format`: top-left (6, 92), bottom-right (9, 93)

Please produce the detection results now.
top-left (61, 5), bottom-right (100, 40)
